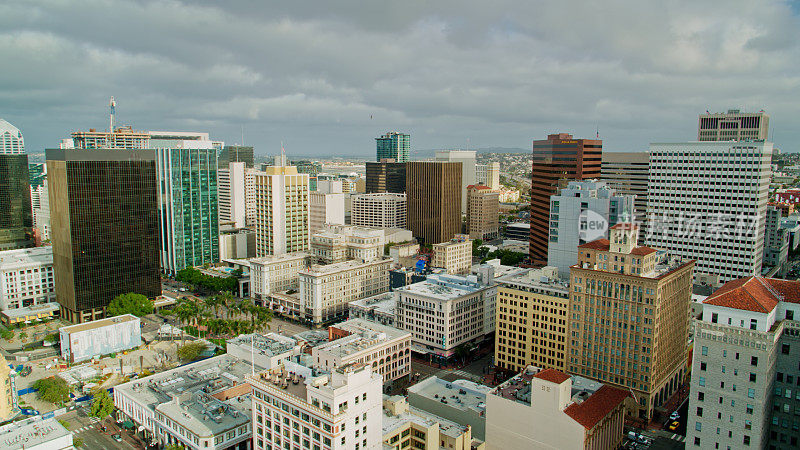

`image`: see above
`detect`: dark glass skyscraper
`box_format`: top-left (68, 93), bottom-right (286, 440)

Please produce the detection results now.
top-left (0, 154), bottom-right (33, 250)
top-left (406, 161), bottom-right (461, 244)
top-left (219, 145), bottom-right (254, 168)
top-left (47, 149), bottom-right (161, 323)
top-left (376, 132), bottom-right (410, 163)
top-left (366, 162), bottom-right (406, 194)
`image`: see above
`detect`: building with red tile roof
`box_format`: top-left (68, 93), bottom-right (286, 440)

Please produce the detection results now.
top-left (486, 366), bottom-right (630, 450)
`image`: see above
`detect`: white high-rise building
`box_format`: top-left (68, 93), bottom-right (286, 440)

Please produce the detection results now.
top-left (436, 150), bottom-right (476, 213)
top-left (547, 180), bottom-right (634, 277)
top-left (249, 361), bottom-right (383, 450)
top-left (254, 165), bottom-right (310, 256)
top-left (351, 193), bottom-right (407, 229)
top-left (0, 247), bottom-right (56, 312)
top-left (476, 162), bottom-right (500, 191)
top-left (218, 161), bottom-right (246, 228)
top-left (0, 119), bottom-right (24, 154)
top-left (646, 141), bottom-right (772, 282)
top-left (310, 191), bottom-right (345, 233)
top-left (31, 181), bottom-right (51, 243)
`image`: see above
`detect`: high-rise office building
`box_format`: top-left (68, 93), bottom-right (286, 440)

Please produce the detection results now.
top-left (406, 162), bottom-right (461, 244)
top-left (646, 141), bottom-right (771, 283)
top-left (309, 191), bottom-right (345, 233)
top-left (155, 147), bottom-right (219, 275)
top-left (476, 162), bottom-right (500, 191)
top-left (218, 161), bottom-right (246, 228)
top-left (351, 193), bottom-right (407, 229)
top-left (698, 109), bottom-right (769, 141)
top-left (601, 152), bottom-right (649, 239)
top-left (530, 133), bottom-right (602, 265)
top-left (218, 145), bottom-right (254, 168)
top-left (0, 154), bottom-right (33, 250)
top-left (376, 131), bottom-right (410, 163)
top-left (67, 126), bottom-right (151, 149)
top-left (436, 150), bottom-right (476, 213)
top-left (547, 180), bottom-right (634, 277)
top-left (253, 165), bottom-right (310, 256)
top-left (365, 161), bottom-right (406, 194)
top-left (47, 149), bottom-right (161, 323)
top-left (686, 276), bottom-right (800, 450)
top-left (0, 119), bottom-right (25, 155)
top-left (466, 185), bottom-right (500, 241)
top-left (568, 224), bottom-right (694, 420)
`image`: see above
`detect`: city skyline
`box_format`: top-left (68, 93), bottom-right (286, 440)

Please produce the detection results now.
top-left (1, 1), bottom-right (799, 157)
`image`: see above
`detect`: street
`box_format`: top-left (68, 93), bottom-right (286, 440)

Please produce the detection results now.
top-left (60, 408), bottom-right (146, 449)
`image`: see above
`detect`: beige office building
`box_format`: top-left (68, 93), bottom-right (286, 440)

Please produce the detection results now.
top-left (431, 235), bottom-right (472, 275)
top-left (253, 165), bottom-right (310, 256)
top-left (466, 185), bottom-right (499, 240)
top-left (494, 266), bottom-right (570, 374)
top-left (249, 252), bottom-right (311, 302)
top-left (310, 226), bottom-right (383, 265)
top-left (351, 193), bottom-right (407, 229)
top-left (406, 162), bottom-right (461, 245)
top-left (568, 223), bottom-right (694, 420)
top-left (698, 109), bottom-right (769, 141)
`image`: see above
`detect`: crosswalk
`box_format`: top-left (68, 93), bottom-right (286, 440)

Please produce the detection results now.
top-left (445, 369), bottom-right (482, 382)
top-left (74, 417), bottom-right (102, 433)
top-left (669, 433), bottom-right (686, 442)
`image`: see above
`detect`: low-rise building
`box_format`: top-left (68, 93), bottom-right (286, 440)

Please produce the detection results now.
top-left (351, 193), bottom-right (407, 229)
top-left (114, 354), bottom-right (253, 450)
top-left (250, 252), bottom-right (311, 303)
top-left (494, 266), bottom-right (570, 374)
top-left (485, 366), bottom-right (630, 450)
top-left (382, 395), bottom-right (485, 450)
top-left (313, 319), bottom-right (411, 383)
top-left (249, 361), bottom-right (383, 450)
top-left (300, 258), bottom-right (391, 324)
top-left (226, 333), bottom-right (300, 370)
top-left (407, 376), bottom-right (492, 440)
top-left (396, 273), bottom-right (496, 360)
top-left (0, 417), bottom-right (73, 450)
top-left (60, 314), bottom-right (141, 363)
top-left (431, 234), bottom-right (472, 275)
top-left (310, 226), bottom-right (383, 264)
top-left (348, 292), bottom-right (397, 327)
top-left (0, 247), bottom-right (55, 312)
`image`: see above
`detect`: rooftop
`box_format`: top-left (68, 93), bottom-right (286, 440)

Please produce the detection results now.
top-left (382, 395), bottom-right (478, 441)
top-left (315, 319), bottom-right (410, 359)
top-left (302, 257), bottom-right (390, 275)
top-left (496, 266), bottom-right (569, 294)
top-left (704, 276), bottom-right (800, 313)
top-left (60, 314), bottom-right (139, 334)
top-left (348, 292), bottom-right (396, 316)
top-left (1, 302), bottom-right (59, 320)
top-left (398, 273), bottom-right (492, 301)
top-left (407, 376), bottom-right (491, 416)
top-left (0, 247), bottom-right (53, 269)
top-left (227, 332), bottom-right (298, 357)
top-left (0, 418), bottom-right (71, 449)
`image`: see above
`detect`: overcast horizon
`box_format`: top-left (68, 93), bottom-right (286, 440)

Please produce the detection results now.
top-left (2, 1), bottom-right (799, 157)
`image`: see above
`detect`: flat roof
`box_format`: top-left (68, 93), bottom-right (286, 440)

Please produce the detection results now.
top-left (60, 314), bottom-right (139, 334)
top-left (0, 417), bottom-right (71, 449)
top-left (397, 274), bottom-right (492, 300)
top-left (249, 252), bottom-right (310, 265)
top-left (302, 257), bottom-right (390, 275)
top-left (408, 376), bottom-right (491, 416)
top-left (348, 292), bottom-right (396, 316)
top-left (315, 319), bottom-right (409, 358)
top-left (1, 302), bottom-right (59, 319)
top-left (0, 247), bottom-right (53, 270)
top-left (227, 333), bottom-right (298, 357)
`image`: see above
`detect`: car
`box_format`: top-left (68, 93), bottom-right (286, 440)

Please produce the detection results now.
top-left (112, 434), bottom-right (122, 442)
top-left (670, 411), bottom-right (680, 420)
top-left (668, 421), bottom-right (680, 431)
top-left (178, 288), bottom-right (187, 292)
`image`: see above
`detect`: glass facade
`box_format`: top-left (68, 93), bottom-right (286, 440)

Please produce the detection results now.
top-left (376, 132), bottom-right (410, 163)
top-left (158, 148), bottom-right (219, 274)
top-left (0, 154), bottom-right (33, 250)
top-left (47, 149), bottom-right (161, 323)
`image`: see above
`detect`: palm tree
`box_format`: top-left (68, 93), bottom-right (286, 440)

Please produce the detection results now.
top-left (174, 297), bottom-right (198, 344)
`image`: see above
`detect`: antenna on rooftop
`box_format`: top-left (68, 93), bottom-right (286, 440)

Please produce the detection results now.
top-left (109, 96), bottom-right (116, 133)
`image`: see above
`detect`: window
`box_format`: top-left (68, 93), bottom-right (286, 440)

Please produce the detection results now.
top-left (750, 373), bottom-right (757, 382)
top-left (711, 313), bottom-right (718, 323)
top-left (701, 346), bottom-right (708, 356)
top-left (701, 362), bottom-right (707, 371)
top-left (782, 344), bottom-right (791, 355)
top-left (743, 435), bottom-right (750, 446)
top-left (697, 407), bottom-right (703, 417)
top-left (695, 422), bottom-right (702, 432)
top-left (698, 392), bottom-right (705, 402)
top-left (751, 356), bottom-right (758, 366)
top-left (694, 437), bottom-right (701, 446)
top-left (748, 388), bottom-right (755, 399)
top-left (699, 377), bottom-right (705, 387)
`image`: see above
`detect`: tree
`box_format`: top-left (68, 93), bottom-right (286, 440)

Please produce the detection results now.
top-left (165, 444), bottom-right (185, 450)
top-left (107, 293), bottom-right (154, 317)
top-left (177, 342), bottom-right (206, 362)
top-left (33, 376), bottom-right (70, 405)
top-left (471, 239), bottom-right (483, 256)
top-left (89, 389), bottom-right (115, 418)
top-left (73, 437), bottom-right (84, 448)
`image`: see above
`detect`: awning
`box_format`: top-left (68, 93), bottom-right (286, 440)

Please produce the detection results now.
top-left (122, 420), bottom-right (134, 429)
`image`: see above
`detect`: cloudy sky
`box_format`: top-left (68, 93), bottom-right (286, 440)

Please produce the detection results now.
top-left (2, 0), bottom-right (799, 157)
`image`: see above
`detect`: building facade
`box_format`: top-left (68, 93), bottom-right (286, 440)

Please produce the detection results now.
top-left (698, 109), bottom-right (769, 141)
top-left (253, 165), bottom-right (310, 256)
top-left (219, 145), bottom-right (254, 168)
top-left (250, 252), bottom-right (311, 302)
top-left (309, 191), bottom-right (345, 233)
top-left (0, 247), bottom-right (55, 312)
top-left (764, 203), bottom-right (790, 275)
top-left (310, 226), bottom-right (384, 265)
top-left (406, 162), bottom-right (461, 245)
top-left (59, 314), bottom-right (141, 363)
top-left (435, 150), bottom-right (476, 213)
top-left (218, 161), bottom-right (246, 228)
top-left (0, 154), bottom-right (33, 250)
top-left (382, 395), bottom-right (484, 450)
top-left (376, 132), bottom-right (410, 163)
top-left (156, 147), bottom-right (219, 275)
top-left (494, 266), bottom-right (570, 374)
top-left (47, 148), bottom-right (161, 323)
top-left (548, 180), bottom-right (634, 277)
top-left (431, 235), bottom-right (472, 275)
top-left (530, 133), bottom-right (602, 265)
top-left (466, 185), bottom-right (500, 241)
top-left (646, 141), bottom-right (772, 283)
top-left (686, 277), bottom-right (800, 450)
top-left (351, 193), bottom-right (407, 229)
top-left (476, 162), bottom-right (500, 191)
top-left (0, 119), bottom-right (24, 155)
top-left (568, 224), bottom-right (694, 420)
top-left (396, 273), bottom-right (496, 359)
top-left (601, 151), bottom-right (649, 240)
top-left (365, 161), bottom-right (406, 194)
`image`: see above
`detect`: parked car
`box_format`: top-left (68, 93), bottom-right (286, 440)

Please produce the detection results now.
top-left (112, 434), bottom-right (122, 442)
top-left (668, 421), bottom-right (680, 431)
top-left (670, 411), bottom-right (680, 420)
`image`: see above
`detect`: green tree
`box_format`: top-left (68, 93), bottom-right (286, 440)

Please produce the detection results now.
top-left (89, 389), bottom-right (115, 418)
top-left (73, 436), bottom-right (84, 448)
top-left (33, 377), bottom-right (70, 405)
top-left (471, 239), bottom-right (483, 256)
top-left (164, 444), bottom-right (185, 450)
top-left (177, 342), bottom-right (207, 362)
top-left (107, 293), bottom-right (154, 317)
